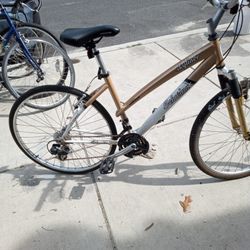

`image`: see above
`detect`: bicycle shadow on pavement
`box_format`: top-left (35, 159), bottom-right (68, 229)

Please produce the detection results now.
top-left (0, 164), bottom-right (94, 212)
top-left (0, 159), bottom-right (220, 212)
top-left (1, 160), bottom-right (218, 190)
top-left (97, 160), bottom-right (220, 186)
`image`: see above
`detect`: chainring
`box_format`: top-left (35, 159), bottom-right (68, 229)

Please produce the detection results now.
top-left (118, 133), bottom-right (149, 158)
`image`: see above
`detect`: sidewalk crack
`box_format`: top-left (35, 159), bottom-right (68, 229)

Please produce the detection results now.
top-left (91, 172), bottom-right (118, 250)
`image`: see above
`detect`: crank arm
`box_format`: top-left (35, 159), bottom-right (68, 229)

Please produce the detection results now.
top-left (107, 143), bottom-right (137, 161)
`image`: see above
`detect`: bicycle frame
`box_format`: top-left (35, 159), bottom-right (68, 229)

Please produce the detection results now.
top-left (83, 38), bottom-right (222, 133)
top-left (80, 32), bottom-right (249, 139)
top-left (0, 3), bottom-right (42, 73)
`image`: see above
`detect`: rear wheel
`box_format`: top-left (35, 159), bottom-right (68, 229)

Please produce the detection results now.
top-left (15, 23), bottom-right (64, 47)
top-left (0, 22), bottom-right (64, 64)
top-left (190, 88), bottom-right (250, 180)
top-left (0, 23), bottom-right (66, 89)
top-left (2, 38), bottom-right (75, 98)
top-left (9, 85), bottom-right (117, 174)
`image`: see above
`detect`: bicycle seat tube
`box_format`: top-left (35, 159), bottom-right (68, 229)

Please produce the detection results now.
top-left (86, 46), bottom-right (130, 123)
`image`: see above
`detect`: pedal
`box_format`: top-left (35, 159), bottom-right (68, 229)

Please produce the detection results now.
top-left (99, 143), bottom-right (137, 174)
top-left (152, 108), bottom-right (165, 124)
top-left (99, 158), bottom-right (115, 174)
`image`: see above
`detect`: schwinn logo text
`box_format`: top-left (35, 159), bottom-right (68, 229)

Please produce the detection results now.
top-left (163, 81), bottom-right (193, 110)
top-left (177, 55), bottom-right (199, 71)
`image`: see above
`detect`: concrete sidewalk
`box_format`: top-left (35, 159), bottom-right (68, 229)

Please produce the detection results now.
top-left (0, 26), bottom-right (250, 250)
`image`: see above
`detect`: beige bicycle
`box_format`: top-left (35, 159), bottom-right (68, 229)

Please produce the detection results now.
top-left (9, 0), bottom-right (250, 179)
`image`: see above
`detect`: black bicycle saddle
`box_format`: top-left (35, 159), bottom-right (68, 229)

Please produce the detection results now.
top-left (60, 25), bottom-right (120, 47)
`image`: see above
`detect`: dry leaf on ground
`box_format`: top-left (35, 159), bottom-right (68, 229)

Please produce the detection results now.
top-left (179, 195), bottom-right (192, 213)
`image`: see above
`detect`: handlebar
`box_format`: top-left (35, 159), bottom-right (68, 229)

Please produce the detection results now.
top-left (206, 0), bottom-right (241, 36)
top-left (11, 0), bottom-right (42, 14)
top-left (22, 0), bottom-right (42, 12)
top-left (208, 0), bottom-right (241, 10)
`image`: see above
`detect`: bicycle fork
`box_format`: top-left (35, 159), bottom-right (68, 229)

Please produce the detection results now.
top-left (220, 69), bottom-right (250, 140)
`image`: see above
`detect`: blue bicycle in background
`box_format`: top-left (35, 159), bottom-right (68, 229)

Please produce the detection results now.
top-left (0, 0), bottom-right (75, 98)
top-left (0, 0), bottom-right (41, 33)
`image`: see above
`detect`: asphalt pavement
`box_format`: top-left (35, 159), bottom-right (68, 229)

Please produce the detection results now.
top-left (0, 25), bottom-right (250, 250)
top-left (40, 0), bottom-right (232, 48)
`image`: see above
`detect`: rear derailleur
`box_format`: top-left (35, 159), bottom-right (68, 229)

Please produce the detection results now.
top-left (49, 142), bottom-right (70, 161)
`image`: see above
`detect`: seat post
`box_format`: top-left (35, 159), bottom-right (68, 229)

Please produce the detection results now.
top-left (92, 47), bottom-right (109, 78)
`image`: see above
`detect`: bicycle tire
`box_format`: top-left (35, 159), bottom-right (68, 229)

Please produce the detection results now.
top-left (9, 85), bottom-right (117, 174)
top-left (190, 88), bottom-right (250, 180)
top-left (2, 38), bottom-right (75, 98)
top-left (14, 22), bottom-right (63, 47)
top-left (15, 22), bottom-right (64, 47)
top-left (0, 22), bottom-right (64, 64)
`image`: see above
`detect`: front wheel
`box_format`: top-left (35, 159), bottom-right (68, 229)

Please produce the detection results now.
top-left (190, 88), bottom-right (250, 180)
top-left (9, 85), bottom-right (117, 174)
